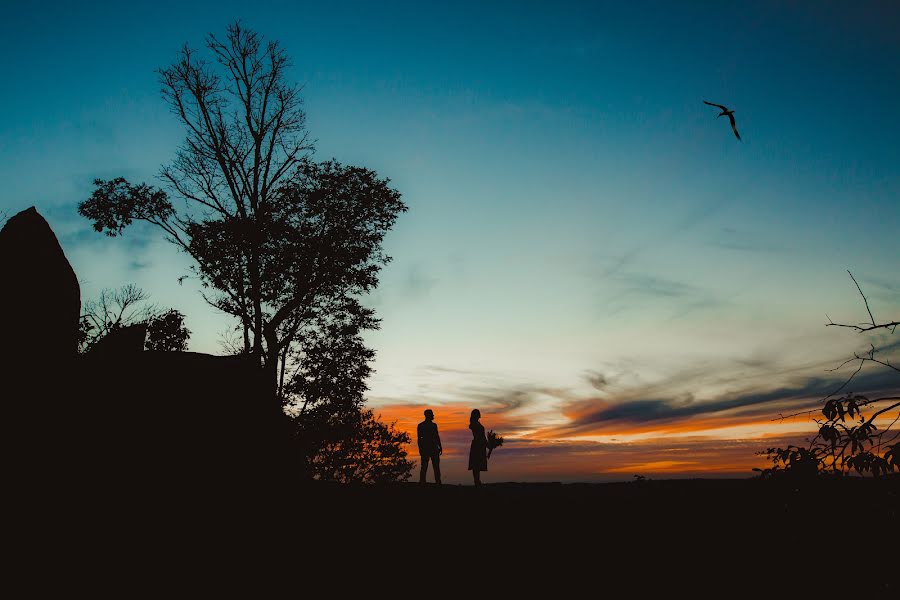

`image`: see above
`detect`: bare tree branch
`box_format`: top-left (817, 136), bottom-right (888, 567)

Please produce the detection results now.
top-left (763, 271), bottom-right (899, 477)
top-left (825, 271), bottom-right (899, 333)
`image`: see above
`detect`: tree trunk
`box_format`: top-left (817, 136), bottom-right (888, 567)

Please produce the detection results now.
top-left (248, 240), bottom-right (265, 367)
top-left (263, 328), bottom-right (281, 406)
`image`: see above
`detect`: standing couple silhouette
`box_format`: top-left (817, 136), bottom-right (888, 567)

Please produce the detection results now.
top-left (417, 409), bottom-right (490, 486)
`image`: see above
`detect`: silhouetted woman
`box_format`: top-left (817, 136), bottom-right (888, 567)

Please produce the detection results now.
top-left (468, 409), bottom-right (488, 486)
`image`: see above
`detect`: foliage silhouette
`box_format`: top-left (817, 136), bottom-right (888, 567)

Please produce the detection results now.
top-left (76, 23), bottom-right (409, 482)
top-left (278, 269), bottom-right (412, 481)
top-left (757, 272), bottom-right (899, 479)
top-left (78, 284), bottom-right (190, 353)
top-left (77, 23), bottom-right (406, 400)
top-left (145, 309), bottom-right (191, 352)
top-left (293, 407), bottom-right (413, 483)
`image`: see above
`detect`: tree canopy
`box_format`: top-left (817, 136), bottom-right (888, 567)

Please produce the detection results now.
top-left (77, 22), bottom-right (409, 482)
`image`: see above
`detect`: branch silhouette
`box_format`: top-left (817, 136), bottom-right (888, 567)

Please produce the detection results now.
top-left (762, 272), bottom-right (898, 478)
top-left (775, 273), bottom-right (898, 422)
top-left (825, 271), bottom-right (899, 333)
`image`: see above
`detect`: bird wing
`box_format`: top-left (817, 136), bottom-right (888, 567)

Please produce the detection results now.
top-left (728, 113), bottom-right (741, 140)
top-left (703, 100), bottom-right (728, 111)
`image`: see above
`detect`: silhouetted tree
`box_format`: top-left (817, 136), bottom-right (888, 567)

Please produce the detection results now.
top-left (77, 23), bottom-right (409, 481)
top-left (145, 309), bottom-right (191, 352)
top-left (79, 284), bottom-right (190, 352)
top-left (758, 272), bottom-right (898, 478)
top-left (283, 300), bottom-right (412, 482)
top-left (295, 407), bottom-right (413, 483)
top-left (282, 302), bottom-right (374, 416)
top-left (78, 23), bottom-right (406, 403)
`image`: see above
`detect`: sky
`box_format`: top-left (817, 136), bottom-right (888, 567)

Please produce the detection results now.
top-left (1, 1), bottom-right (898, 483)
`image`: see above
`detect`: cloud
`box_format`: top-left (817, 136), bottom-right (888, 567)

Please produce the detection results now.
top-left (372, 347), bottom-right (899, 482)
top-left (551, 366), bottom-right (900, 437)
top-left (594, 200), bottom-right (724, 280)
top-left (857, 274), bottom-right (900, 294)
top-left (129, 259), bottom-right (152, 271)
top-left (378, 408), bottom-right (816, 481)
top-left (707, 239), bottom-right (782, 253)
top-left (585, 370), bottom-right (609, 390)
top-left (856, 272), bottom-right (900, 305)
top-left (404, 264), bottom-right (438, 299)
top-left (611, 273), bottom-right (698, 299)
top-left (456, 385), bottom-right (554, 413)
top-left (586, 200), bottom-right (736, 320)
top-left (706, 227), bottom-right (784, 253)
top-left (420, 364), bottom-right (479, 376)
top-left (52, 206), bottom-right (159, 253)
top-left (596, 269), bottom-right (727, 321)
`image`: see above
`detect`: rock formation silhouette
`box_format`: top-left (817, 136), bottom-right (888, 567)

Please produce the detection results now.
top-left (0, 206), bottom-right (81, 361)
top-left (2, 207), bottom-right (289, 542)
top-left (87, 322), bottom-right (149, 355)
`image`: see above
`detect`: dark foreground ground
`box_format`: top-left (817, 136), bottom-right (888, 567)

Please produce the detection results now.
top-left (319, 477), bottom-right (899, 594)
top-left (10, 476), bottom-right (898, 594)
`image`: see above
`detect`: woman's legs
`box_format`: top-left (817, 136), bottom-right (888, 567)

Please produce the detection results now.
top-left (473, 470), bottom-right (481, 486)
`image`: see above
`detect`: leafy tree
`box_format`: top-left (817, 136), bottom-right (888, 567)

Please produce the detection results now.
top-left (145, 309), bottom-right (191, 352)
top-left (77, 23), bottom-right (409, 482)
top-left (284, 300), bottom-right (413, 482)
top-left (79, 284), bottom-right (190, 352)
top-left (295, 407), bottom-right (413, 483)
top-left (78, 23), bottom-right (406, 401)
top-left (757, 272), bottom-right (899, 479)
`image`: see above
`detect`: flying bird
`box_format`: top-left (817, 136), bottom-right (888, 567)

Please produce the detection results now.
top-left (703, 100), bottom-right (741, 141)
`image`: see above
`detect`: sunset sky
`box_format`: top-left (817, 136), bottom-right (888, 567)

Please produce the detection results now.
top-left (2, 1), bottom-right (898, 482)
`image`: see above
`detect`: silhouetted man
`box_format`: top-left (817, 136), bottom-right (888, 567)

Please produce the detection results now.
top-left (417, 409), bottom-right (442, 484)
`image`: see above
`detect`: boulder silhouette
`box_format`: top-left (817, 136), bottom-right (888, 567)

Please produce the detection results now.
top-left (88, 323), bottom-right (148, 355)
top-left (74, 350), bottom-right (281, 484)
top-left (2, 206), bottom-right (290, 543)
top-left (0, 206), bottom-right (80, 362)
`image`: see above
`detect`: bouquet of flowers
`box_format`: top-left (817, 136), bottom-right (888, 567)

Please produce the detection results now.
top-left (487, 430), bottom-right (504, 459)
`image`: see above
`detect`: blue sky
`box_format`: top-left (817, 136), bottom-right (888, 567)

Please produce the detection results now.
top-left (2, 1), bottom-right (898, 480)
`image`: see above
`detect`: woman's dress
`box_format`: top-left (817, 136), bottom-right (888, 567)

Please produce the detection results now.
top-left (468, 421), bottom-right (488, 471)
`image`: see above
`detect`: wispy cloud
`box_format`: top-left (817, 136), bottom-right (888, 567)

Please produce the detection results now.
top-left (550, 366), bottom-right (900, 438)
top-left (128, 259), bottom-right (151, 271)
top-left (420, 364), bottom-right (481, 376)
top-left (706, 226), bottom-right (784, 253)
top-left (856, 272), bottom-right (900, 306)
top-left (587, 200), bottom-right (731, 319)
top-left (585, 370), bottom-right (610, 391)
top-left (596, 269), bottom-right (728, 320)
top-left (594, 200), bottom-right (724, 280)
top-left (611, 273), bottom-right (698, 299)
top-left (404, 263), bottom-right (438, 299)
top-left (707, 239), bottom-right (783, 253)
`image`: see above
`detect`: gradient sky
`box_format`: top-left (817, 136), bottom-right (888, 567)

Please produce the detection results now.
top-left (2, 1), bottom-right (898, 483)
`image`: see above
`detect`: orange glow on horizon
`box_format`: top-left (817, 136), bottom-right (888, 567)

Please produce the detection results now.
top-left (372, 399), bottom-right (899, 482)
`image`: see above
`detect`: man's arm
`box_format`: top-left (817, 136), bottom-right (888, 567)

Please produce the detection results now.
top-left (435, 424), bottom-right (442, 455)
